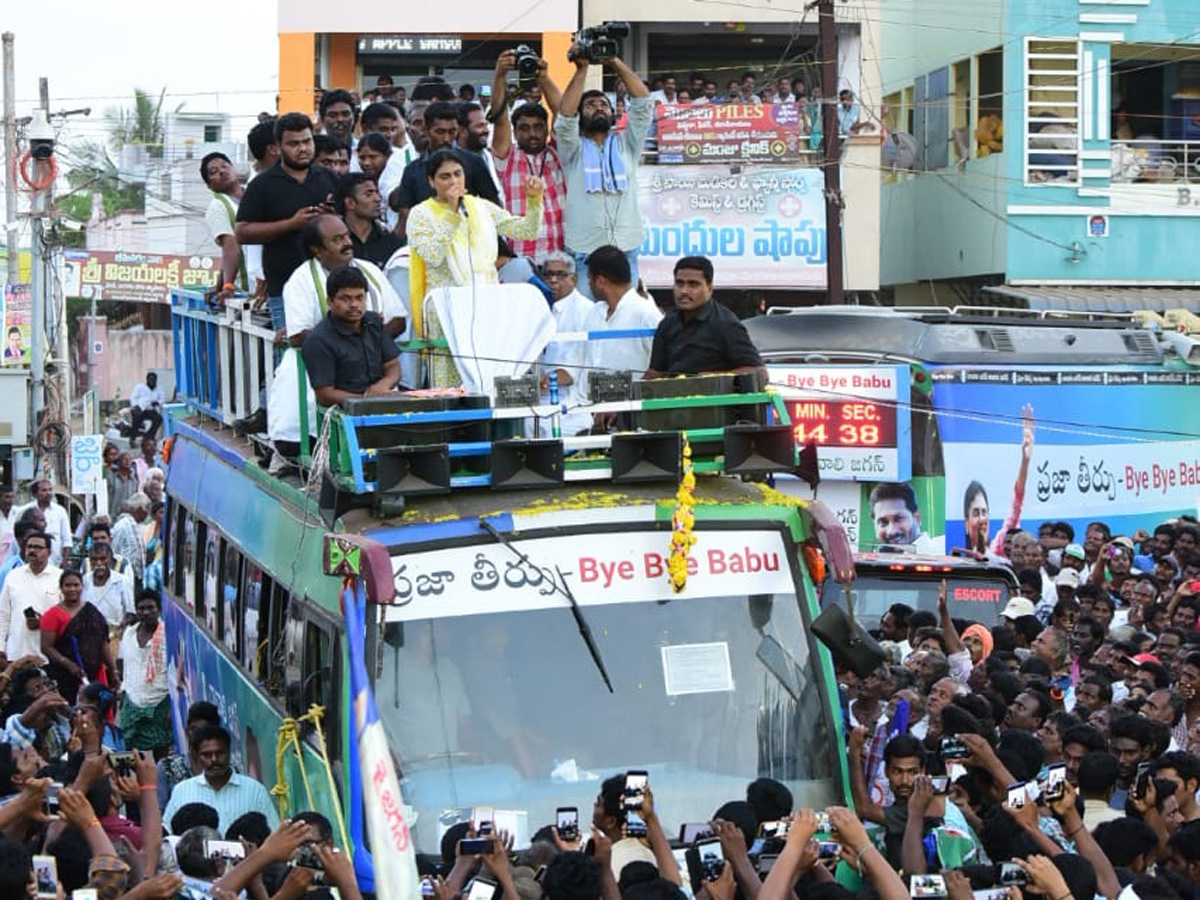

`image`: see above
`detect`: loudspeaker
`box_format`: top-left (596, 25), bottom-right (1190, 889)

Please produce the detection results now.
top-left (491, 439), bottom-right (564, 489)
top-left (375, 445), bottom-right (452, 496)
top-left (723, 424), bottom-right (796, 476)
top-left (317, 469), bottom-right (373, 527)
top-left (810, 603), bottom-right (887, 679)
top-left (611, 432), bottom-right (683, 483)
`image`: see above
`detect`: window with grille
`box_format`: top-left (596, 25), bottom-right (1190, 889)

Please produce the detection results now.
top-left (1025, 38), bottom-right (1080, 184)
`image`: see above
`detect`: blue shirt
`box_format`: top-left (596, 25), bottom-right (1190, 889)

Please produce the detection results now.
top-left (162, 771), bottom-right (281, 834)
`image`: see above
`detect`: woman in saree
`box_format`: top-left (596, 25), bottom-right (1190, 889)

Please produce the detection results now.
top-left (407, 148), bottom-right (544, 386)
top-left (40, 569), bottom-right (120, 706)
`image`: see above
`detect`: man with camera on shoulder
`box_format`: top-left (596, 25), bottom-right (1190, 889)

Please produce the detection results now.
top-left (553, 23), bottom-right (651, 297)
top-left (490, 48), bottom-right (566, 262)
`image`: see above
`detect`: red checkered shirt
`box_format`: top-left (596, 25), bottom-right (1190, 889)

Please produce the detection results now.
top-left (495, 143), bottom-right (566, 262)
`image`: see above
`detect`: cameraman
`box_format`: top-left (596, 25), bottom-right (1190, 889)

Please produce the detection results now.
top-left (490, 49), bottom-right (566, 262)
top-left (554, 30), bottom-right (652, 297)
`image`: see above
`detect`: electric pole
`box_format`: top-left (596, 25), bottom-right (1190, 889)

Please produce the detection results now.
top-left (818, 0), bottom-right (845, 305)
top-left (3, 33), bottom-right (17, 287)
top-left (29, 78), bottom-right (50, 430)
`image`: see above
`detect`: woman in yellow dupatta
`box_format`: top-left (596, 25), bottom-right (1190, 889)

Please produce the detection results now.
top-left (408, 148), bottom-right (545, 387)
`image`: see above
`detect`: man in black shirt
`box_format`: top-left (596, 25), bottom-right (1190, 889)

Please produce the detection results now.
top-left (301, 266), bottom-right (400, 407)
top-left (336, 173), bottom-right (402, 268)
top-left (645, 255), bottom-right (767, 379)
top-left (392, 101), bottom-right (500, 239)
top-left (235, 112), bottom-right (339, 333)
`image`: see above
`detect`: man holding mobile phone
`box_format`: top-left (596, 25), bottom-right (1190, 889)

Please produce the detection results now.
top-left (589, 773), bottom-right (682, 883)
top-left (235, 112), bottom-right (339, 336)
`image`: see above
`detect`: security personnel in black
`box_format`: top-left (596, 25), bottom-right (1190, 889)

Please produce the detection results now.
top-left (645, 255), bottom-right (767, 379)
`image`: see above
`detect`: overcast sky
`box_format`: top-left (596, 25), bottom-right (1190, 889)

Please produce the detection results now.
top-left (1, 0), bottom-right (278, 148)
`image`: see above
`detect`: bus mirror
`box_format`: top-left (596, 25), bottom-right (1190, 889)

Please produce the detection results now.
top-left (810, 602), bottom-right (886, 679)
top-left (805, 501), bottom-right (856, 583)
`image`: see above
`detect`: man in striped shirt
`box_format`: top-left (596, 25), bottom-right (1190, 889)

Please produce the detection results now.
top-left (163, 725), bottom-right (280, 833)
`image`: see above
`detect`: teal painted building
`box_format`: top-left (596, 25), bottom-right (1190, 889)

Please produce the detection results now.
top-left (880, 0), bottom-right (1200, 307)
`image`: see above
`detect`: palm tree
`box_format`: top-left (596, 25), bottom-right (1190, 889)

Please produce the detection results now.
top-left (106, 88), bottom-right (176, 159)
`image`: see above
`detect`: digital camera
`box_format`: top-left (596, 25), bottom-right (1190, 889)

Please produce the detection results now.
top-left (569, 22), bottom-right (631, 64)
top-left (513, 45), bottom-right (540, 88)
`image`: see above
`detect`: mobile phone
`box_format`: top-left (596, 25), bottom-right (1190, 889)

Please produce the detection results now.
top-left (758, 854), bottom-right (779, 876)
top-left (109, 751), bottom-right (137, 777)
top-left (1006, 782), bottom-right (1027, 810)
top-left (624, 770), bottom-right (648, 810)
top-left (814, 812), bottom-right (833, 835)
top-left (45, 782), bottom-right (61, 815)
top-left (998, 862), bottom-right (1027, 887)
top-left (466, 878), bottom-right (498, 900)
top-left (930, 776), bottom-right (950, 795)
top-left (941, 737), bottom-right (969, 760)
top-left (910, 874), bottom-right (948, 899)
top-left (534, 866), bottom-right (547, 885)
top-left (685, 837), bottom-right (725, 890)
top-left (1042, 763), bottom-right (1067, 803)
top-left (758, 820), bottom-right (789, 839)
top-left (680, 822), bottom-right (714, 844)
top-left (292, 844), bottom-right (325, 883)
top-left (557, 807), bottom-right (579, 841)
top-left (1134, 762), bottom-right (1153, 800)
top-left (473, 806), bottom-right (495, 835)
top-left (33, 855), bottom-right (58, 900)
top-left (817, 841), bottom-right (840, 859)
top-left (71, 891), bottom-right (99, 900)
top-left (204, 840), bottom-right (247, 862)
top-left (625, 806), bottom-right (647, 838)
top-left (973, 891), bottom-right (1010, 900)
top-left (459, 837), bottom-right (494, 856)
top-left (420, 878), bottom-right (435, 897)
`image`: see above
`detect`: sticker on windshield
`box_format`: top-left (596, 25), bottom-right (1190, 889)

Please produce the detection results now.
top-left (661, 642), bottom-right (734, 696)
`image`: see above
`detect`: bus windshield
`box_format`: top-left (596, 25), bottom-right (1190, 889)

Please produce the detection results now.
top-left (373, 585), bottom-right (838, 850)
top-left (827, 573), bottom-right (1012, 630)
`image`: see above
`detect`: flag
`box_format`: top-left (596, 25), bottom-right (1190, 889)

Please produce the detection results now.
top-left (344, 582), bottom-right (420, 900)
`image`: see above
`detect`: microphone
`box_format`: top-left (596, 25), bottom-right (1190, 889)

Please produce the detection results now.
top-left (458, 199), bottom-right (469, 218)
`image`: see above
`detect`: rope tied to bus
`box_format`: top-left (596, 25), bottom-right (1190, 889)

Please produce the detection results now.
top-left (271, 705), bottom-right (352, 853)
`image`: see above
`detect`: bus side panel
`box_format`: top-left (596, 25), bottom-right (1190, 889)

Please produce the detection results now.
top-left (932, 374), bottom-right (1200, 548)
top-left (163, 596), bottom-right (339, 826)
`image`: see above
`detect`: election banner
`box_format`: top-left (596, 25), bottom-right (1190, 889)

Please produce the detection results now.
top-left (637, 166), bottom-right (827, 289)
top-left (62, 249), bottom-right (219, 303)
top-left (656, 103), bottom-right (808, 164)
top-left (2, 283), bottom-right (31, 367)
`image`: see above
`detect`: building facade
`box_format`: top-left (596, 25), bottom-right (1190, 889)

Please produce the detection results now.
top-left (881, 0), bottom-right (1200, 308)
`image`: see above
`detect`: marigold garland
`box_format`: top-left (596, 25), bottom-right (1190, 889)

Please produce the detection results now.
top-left (668, 436), bottom-right (697, 593)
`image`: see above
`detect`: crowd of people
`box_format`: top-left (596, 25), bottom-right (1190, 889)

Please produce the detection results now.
top-left (202, 42), bottom-right (798, 448)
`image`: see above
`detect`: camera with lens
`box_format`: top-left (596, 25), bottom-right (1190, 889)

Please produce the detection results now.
top-left (569, 21), bottom-right (631, 64)
top-left (28, 114), bottom-right (56, 161)
top-left (513, 44), bottom-right (541, 88)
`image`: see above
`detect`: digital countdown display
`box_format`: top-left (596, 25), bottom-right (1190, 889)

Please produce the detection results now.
top-left (769, 364), bottom-right (913, 482)
top-left (788, 400), bottom-right (898, 449)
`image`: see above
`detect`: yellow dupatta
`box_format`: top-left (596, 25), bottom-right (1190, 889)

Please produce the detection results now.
top-left (408, 194), bottom-right (498, 338)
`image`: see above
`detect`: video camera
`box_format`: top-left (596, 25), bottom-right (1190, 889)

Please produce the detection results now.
top-left (513, 45), bottom-right (541, 88)
top-left (569, 22), bottom-right (630, 64)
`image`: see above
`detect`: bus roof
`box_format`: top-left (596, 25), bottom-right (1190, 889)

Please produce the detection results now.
top-left (747, 306), bottom-right (1182, 367)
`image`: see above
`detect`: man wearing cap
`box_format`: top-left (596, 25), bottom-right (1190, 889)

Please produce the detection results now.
top-left (1089, 535), bottom-right (1142, 598)
top-left (1060, 543), bottom-right (1087, 573)
top-left (1055, 568), bottom-right (1081, 601)
top-left (1000, 596), bottom-right (1037, 624)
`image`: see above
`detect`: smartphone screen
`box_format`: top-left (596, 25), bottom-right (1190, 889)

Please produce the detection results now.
top-left (33, 855), bottom-right (58, 900)
top-left (998, 862), bottom-right (1027, 887)
top-left (930, 776), bottom-right (950, 794)
top-left (817, 841), bottom-right (840, 859)
top-left (625, 807), bottom-right (647, 838)
top-left (1134, 762), bottom-right (1152, 799)
top-left (695, 838), bottom-right (725, 881)
top-left (556, 807), bottom-right (579, 841)
top-left (1043, 763), bottom-right (1066, 802)
top-left (911, 875), bottom-right (947, 899)
top-left (680, 822), bottom-right (714, 844)
top-left (1006, 782), bottom-right (1027, 809)
top-left (466, 879), bottom-right (497, 900)
top-left (624, 770), bottom-right (648, 809)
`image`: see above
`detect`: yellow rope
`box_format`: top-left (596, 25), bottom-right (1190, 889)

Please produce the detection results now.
top-left (298, 703), bottom-right (352, 853)
top-left (271, 717), bottom-right (316, 820)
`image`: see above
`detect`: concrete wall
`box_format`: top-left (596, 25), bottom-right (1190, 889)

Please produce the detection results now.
top-left (82, 318), bottom-right (175, 404)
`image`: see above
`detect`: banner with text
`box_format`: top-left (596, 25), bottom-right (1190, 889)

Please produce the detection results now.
top-left (638, 167), bottom-right (826, 288)
top-left (63, 250), bottom-right (219, 303)
top-left (383, 529), bottom-right (794, 621)
top-left (656, 103), bottom-right (807, 165)
top-left (2, 283), bottom-right (31, 367)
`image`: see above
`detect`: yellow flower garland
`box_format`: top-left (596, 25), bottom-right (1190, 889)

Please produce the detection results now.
top-left (668, 436), bottom-right (697, 593)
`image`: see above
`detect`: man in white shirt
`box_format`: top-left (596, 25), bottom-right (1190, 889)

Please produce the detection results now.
top-left (83, 542), bottom-right (134, 630)
top-left (537, 252), bottom-right (597, 436)
top-left (649, 74), bottom-right (678, 106)
top-left (20, 481), bottom-right (71, 566)
top-left (282, 214), bottom-right (405, 347)
top-left (582, 246), bottom-right (661, 430)
top-left (0, 530), bottom-right (61, 663)
top-left (201, 152), bottom-right (247, 300)
top-left (130, 372), bottom-right (164, 443)
top-left (0, 485), bottom-right (16, 560)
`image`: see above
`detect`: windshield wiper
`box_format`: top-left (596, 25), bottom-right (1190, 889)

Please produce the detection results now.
top-left (478, 519), bottom-right (614, 693)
